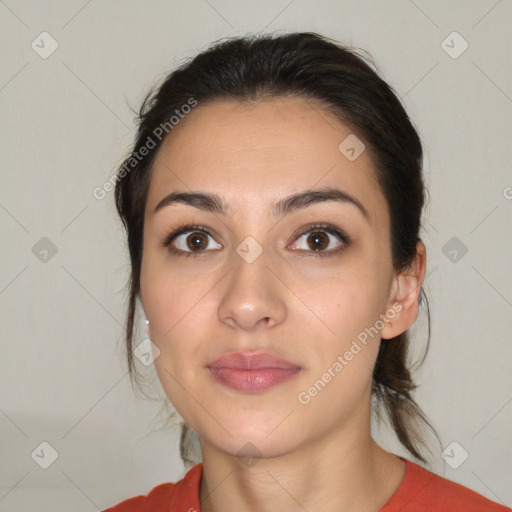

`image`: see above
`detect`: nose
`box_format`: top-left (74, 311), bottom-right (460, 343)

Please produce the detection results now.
top-left (217, 246), bottom-right (287, 331)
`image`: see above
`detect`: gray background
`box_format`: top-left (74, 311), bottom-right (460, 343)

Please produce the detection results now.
top-left (1, 0), bottom-right (511, 510)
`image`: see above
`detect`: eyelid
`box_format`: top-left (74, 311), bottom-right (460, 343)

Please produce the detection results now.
top-left (160, 224), bottom-right (218, 248)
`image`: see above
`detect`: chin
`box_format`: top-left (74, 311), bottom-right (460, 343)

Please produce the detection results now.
top-left (197, 414), bottom-right (305, 461)
top-left (211, 432), bottom-right (298, 461)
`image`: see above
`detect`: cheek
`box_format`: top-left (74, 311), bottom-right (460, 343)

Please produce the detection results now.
top-left (311, 265), bottom-right (388, 345)
top-left (144, 274), bottom-right (208, 421)
top-left (295, 275), bottom-right (386, 408)
top-left (140, 253), bottom-right (220, 395)
top-left (316, 293), bottom-right (383, 394)
top-left (141, 250), bottom-right (211, 336)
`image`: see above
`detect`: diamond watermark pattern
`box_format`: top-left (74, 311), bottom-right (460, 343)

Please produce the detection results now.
top-left (338, 134), bottom-right (366, 161)
top-left (442, 441), bottom-right (469, 469)
top-left (442, 236), bottom-right (468, 263)
top-left (31, 31), bottom-right (59, 59)
top-left (31, 237), bottom-right (58, 263)
top-left (31, 441), bottom-right (59, 469)
top-left (236, 236), bottom-right (263, 264)
top-left (441, 31), bottom-right (468, 59)
top-left (236, 442), bottom-right (262, 468)
top-left (134, 338), bottom-right (161, 366)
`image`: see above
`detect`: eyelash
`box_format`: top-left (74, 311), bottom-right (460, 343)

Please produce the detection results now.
top-left (161, 223), bottom-right (351, 259)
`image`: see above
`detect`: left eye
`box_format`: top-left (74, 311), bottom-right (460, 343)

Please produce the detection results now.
top-left (290, 226), bottom-right (348, 253)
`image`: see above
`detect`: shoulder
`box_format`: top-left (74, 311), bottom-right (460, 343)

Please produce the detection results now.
top-left (102, 482), bottom-right (175, 511)
top-left (382, 458), bottom-right (511, 512)
top-left (102, 463), bottom-right (203, 512)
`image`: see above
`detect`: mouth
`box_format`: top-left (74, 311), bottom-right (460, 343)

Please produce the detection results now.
top-left (205, 351), bottom-right (302, 393)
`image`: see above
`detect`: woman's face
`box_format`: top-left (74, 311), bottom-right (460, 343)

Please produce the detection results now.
top-left (140, 96), bottom-right (401, 459)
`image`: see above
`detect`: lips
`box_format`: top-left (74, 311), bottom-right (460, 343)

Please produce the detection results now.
top-left (206, 352), bottom-right (301, 392)
top-left (207, 352), bottom-right (300, 370)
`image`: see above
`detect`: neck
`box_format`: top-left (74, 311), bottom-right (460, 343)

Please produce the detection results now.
top-left (198, 409), bottom-right (405, 512)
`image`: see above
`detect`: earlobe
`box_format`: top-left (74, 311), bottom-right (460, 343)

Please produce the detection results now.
top-left (138, 299), bottom-right (151, 337)
top-left (381, 241), bottom-right (427, 340)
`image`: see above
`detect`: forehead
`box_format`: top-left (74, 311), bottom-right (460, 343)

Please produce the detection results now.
top-left (147, 97), bottom-right (387, 227)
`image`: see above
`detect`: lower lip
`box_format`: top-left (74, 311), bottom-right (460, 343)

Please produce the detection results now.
top-left (207, 367), bottom-right (301, 392)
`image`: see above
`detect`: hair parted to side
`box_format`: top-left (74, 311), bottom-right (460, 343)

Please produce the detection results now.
top-left (114, 31), bottom-right (441, 467)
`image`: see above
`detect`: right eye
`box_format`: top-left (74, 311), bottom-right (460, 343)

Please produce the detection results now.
top-left (162, 225), bottom-right (222, 257)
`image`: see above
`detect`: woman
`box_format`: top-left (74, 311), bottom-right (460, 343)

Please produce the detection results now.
top-left (104, 32), bottom-right (510, 511)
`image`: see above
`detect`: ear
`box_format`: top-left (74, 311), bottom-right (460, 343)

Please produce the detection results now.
top-left (381, 240), bottom-right (427, 340)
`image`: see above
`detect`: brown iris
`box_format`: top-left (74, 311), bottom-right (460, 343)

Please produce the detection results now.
top-left (186, 232), bottom-right (209, 251)
top-left (307, 231), bottom-right (329, 251)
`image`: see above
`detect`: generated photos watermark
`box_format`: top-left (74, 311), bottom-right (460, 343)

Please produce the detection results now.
top-left (93, 97), bottom-right (198, 200)
top-left (297, 303), bottom-right (402, 405)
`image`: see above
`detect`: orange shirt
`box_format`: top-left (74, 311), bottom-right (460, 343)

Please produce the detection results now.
top-left (103, 457), bottom-right (511, 511)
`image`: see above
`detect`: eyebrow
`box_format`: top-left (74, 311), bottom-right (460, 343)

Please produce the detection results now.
top-left (153, 186), bottom-right (370, 222)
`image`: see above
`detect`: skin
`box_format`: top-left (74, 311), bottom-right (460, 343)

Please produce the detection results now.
top-left (140, 96), bottom-right (426, 511)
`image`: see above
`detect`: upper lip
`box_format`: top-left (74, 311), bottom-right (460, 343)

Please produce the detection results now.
top-left (206, 351), bottom-right (301, 370)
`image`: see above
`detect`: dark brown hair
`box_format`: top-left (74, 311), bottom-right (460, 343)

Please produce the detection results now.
top-left (114, 31), bottom-right (440, 466)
